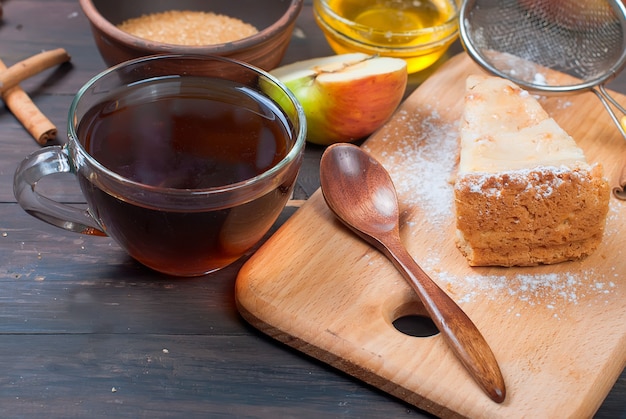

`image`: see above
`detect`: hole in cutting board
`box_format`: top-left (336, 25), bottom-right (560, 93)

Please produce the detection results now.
top-left (393, 315), bottom-right (439, 337)
top-left (390, 301), bottom-right (439, 338)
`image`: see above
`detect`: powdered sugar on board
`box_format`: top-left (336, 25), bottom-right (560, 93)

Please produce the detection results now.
top-left (369, 106), bottom-right (458, 226)
top-left (434, 264), bottom-right (619, 320)
top-left (364, 103), bottom-right (622, 319)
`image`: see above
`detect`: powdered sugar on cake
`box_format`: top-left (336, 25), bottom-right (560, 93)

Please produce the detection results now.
top-left (464, 165), bottom-right (595, 200)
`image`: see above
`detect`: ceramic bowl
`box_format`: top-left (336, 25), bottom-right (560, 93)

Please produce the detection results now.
top-left (313, 0), bottom-right (460, 74)
top-left (79, 0), bottom-right (303, 70)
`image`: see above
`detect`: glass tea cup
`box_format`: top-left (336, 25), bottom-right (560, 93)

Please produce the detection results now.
top-left (14, 54), bottom-right (306, 277)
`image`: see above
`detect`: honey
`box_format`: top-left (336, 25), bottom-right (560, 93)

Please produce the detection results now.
top-left (315, 0), bottom-right (459, 73)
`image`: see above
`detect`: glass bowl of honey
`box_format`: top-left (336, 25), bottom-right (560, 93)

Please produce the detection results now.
top-left (313, 0), bottom-right (460, 74)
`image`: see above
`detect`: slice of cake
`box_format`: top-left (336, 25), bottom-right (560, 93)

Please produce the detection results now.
top-left (454, 75), bottom-right (610, 267)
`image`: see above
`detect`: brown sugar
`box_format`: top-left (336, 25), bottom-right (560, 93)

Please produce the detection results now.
top-left (117, 10), bottom-right (258, 45)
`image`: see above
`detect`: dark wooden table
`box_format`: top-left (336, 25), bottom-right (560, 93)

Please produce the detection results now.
top-left (0, 1), bottom-right (624, 417)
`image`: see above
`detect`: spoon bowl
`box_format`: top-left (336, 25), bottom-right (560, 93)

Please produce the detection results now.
top-left (320, 143), bottom-right (506, 403)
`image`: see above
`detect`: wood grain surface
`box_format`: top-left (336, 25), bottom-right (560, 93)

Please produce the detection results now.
top-left (236, 53), bottom-right (626, 418)
top-left (1, 0), bottom-right (624, 416)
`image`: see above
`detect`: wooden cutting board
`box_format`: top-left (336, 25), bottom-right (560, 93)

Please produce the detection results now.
top-left (235, 53), bottom-right (626, 418)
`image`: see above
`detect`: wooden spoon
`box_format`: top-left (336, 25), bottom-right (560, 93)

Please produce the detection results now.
top-left (319, 143), bottom-right (506, 403)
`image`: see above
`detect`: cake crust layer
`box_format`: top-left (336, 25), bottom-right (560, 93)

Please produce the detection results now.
top-left (455, 164), bottom-right (610, 266)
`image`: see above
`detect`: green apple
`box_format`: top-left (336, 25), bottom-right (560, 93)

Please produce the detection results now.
top-left (270, 53), bottom-right (408, 146)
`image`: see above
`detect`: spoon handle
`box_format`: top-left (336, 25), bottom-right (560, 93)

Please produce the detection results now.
top-left (379, 232), bottom-right (506, 403)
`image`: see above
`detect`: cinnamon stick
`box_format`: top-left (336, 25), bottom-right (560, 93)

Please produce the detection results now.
top-left (0, 59), bottom-right (57, 144)
top-left (0, 48), bottom-right (71, 94)
top-left (612, 162), bottom-right (626, 200)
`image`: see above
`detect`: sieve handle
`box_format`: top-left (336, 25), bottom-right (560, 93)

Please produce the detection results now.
top-left (593, 86), bottom-right (626, 201)
top-left (594, 85), bottom-right (626, 141)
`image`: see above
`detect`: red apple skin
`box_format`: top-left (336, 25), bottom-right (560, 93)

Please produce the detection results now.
top-left (306, 69), bottom-right (408, 145)
top-left (270, 53), bottom-right (408, 146)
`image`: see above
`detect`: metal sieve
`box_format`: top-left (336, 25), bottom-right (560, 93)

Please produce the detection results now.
top-left (459, 0), bottom-right (626, 139)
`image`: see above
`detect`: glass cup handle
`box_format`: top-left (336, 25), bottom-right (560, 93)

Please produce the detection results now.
top-left (13, 145), bottom-right (106, 236)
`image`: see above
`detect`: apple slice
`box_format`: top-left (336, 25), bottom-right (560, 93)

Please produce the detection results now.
top-left (270, 53), bottom-right (408, 146)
